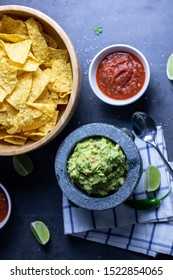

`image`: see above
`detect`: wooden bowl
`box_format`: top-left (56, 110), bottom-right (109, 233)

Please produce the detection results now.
top-left (0, 5), bottom-right (81, 156)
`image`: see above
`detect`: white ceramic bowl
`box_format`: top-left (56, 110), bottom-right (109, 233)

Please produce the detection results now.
top-left (0, 183), bottom-right (11, 229)
top-left (89, 44), bottom-right (150, 106)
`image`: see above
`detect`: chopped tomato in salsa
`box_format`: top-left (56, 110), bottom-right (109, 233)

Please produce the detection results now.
top-left (0, 188), bottom-right (8, 223)
top-left (96, 51), bottom-right (145, 100)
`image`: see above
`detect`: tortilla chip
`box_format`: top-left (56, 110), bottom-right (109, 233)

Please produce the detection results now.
top-left (27, 68), bottom-right (51, 102)
top-left (3, 39), bottom-right (32, 64)
top-left (8, 52), bottom-right (39, 72)
top-left (0, 101), bottom-right (18, 127)
top-left (25, 102), bottom-right (56, 118)
top-left (0, 102), bottom-right (6, 112)
top-left (36, 88), bottom-right (56, 107)
top-left (0, 15), bottom-right (28, 35)
top-left (48, 59), bottom-right (72, 95)
top-left (44, 48), bottom-right (68, 67)
top-left (50, 59), bottom-right (72, 81)
top-left (4, 135), bottom-right (27, 145)
top-left (43, 33), bottom-right (58, 49)
top-left (49, 80), bottom-right (72, 95)
top-left (22, 52), bottom-right (39, 71)
top-left (39, 111), bottom-right (59, 134)
top-left (0, 110), bottom-right (9, 126)
top-left (50, 91), bottom-right (69, 104)
top-left (0, 33), bottom-right (29, 43)
top-left (7, 72), bottom-right (32, 110)
top-left (26, 17), bottom-right (49, 64)
top-left (8, 103), bottom-right (50, 133)
top-left (24, 130), bottom-right (47, 141)
top-left (58, 95), bottom-right (69, 104)
top-left (0, 46), bottom-right (6, 57)
top-left (0, 57), bottom-right (17, 101)
top-left (59, 91), bottom-right (71, 98)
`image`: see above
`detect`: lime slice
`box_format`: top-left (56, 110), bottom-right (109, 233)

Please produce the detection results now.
top-left (13, 154), bottom-right (33, 176)
top-left (167, 54), bottom-right (173, 80)
top-left (30, 221), bottom-right (50, 245)
top-left (145, 165), bottom-right (161, 192)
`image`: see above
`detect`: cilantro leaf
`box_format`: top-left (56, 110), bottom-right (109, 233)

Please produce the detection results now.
top-left (93, 25), bottom-right (103, 35)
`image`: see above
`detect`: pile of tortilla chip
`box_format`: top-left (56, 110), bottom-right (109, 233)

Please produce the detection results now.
top-left (0, 15), bottom-right (72, 145)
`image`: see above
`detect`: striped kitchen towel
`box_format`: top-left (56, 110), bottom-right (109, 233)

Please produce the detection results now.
top-left (62, 126), bottom-right (173, 256)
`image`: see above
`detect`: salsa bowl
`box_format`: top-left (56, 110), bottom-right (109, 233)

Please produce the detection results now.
top-left (89, 44), bottom-right (150, 106)
top-left (0, 183), bottom-right (11, 229)
top-left (55, 123), bottom-right (142, 210)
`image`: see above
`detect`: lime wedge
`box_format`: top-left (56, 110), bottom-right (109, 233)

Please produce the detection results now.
top-left (13, 154), bottom-right (33, 176)
top-left (145, 165), bottom-right (161, 192)
top-left (30, 221), bottom-right (50, 245)
top-left (167, 54), bottom-right (173, 80)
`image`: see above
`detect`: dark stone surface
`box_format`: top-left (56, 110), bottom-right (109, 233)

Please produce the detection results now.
top-left (0, 0), bottom-right (173, 260)
top-left (55, 123), bottom-right (142, 210)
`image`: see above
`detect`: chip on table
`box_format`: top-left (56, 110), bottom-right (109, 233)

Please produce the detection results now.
top-left (0, 14), bottom-right (72, 145)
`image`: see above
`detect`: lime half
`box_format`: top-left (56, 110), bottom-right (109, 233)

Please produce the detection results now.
top-left (13, 154), bottom-right (33, 176)
top-left (30, 221), bottom-right (50, 245)
top-left (167, 54), bottom-right (173, 80)
top-left (145, 165), bottom-right (161, 192)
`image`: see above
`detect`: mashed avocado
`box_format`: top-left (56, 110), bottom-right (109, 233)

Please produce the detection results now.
top-left (67, 137), bottom-right (128, 197)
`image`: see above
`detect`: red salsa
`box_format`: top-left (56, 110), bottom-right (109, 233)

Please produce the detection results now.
top-left (0, 187), bottom-right (8, 223)
top-left (96, 51), bottom-right (146, 100)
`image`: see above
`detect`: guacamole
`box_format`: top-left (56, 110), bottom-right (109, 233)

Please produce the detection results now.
top-left (67, 137), bottom-right (128, 197)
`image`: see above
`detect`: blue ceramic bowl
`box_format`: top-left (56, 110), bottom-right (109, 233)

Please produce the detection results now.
top-left (55, 123), bottom-right (142, 210)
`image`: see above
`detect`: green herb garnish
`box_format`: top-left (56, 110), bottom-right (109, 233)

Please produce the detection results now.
top-left (86, 163), bottom-right (92, 168)
top-left (93, 25), bottom-right (103, 35)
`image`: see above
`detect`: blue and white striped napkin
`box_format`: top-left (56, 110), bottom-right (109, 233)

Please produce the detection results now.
top-left (62, 126), bottom-right (173, 257)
